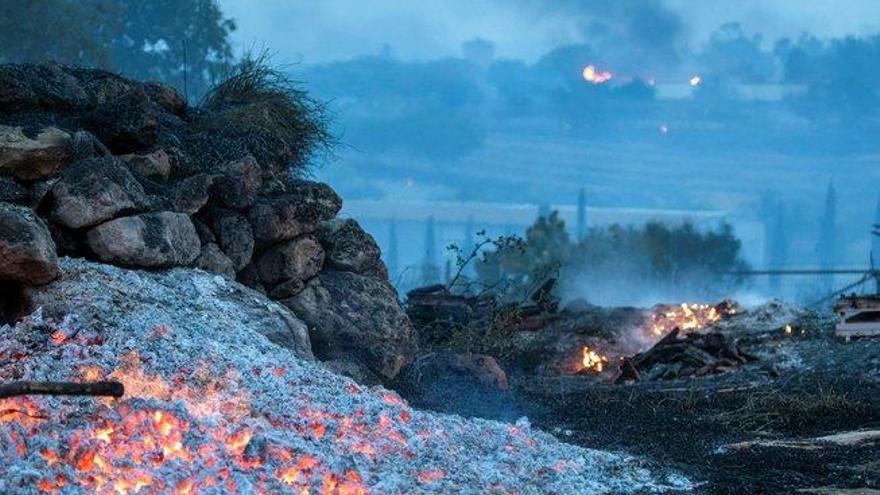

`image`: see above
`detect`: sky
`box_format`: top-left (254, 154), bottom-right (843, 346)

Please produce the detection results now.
top-left (218, 0), bottom-right (880, 64)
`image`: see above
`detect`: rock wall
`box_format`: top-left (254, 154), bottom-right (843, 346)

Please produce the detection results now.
top-left (0, 63), bottom-right (415, 381)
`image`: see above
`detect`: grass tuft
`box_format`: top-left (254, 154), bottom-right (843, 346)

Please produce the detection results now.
top-left (197, 51), bottom-right (334, 177)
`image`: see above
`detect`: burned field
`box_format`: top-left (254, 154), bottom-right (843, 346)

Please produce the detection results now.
top-left (399, 289), bottom-right (880, 494)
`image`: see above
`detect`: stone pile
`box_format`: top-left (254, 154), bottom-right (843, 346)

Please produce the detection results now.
top-left (0, 63), bottom-right (415, 382)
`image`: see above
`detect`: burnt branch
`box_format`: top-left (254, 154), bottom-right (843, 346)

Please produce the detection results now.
top-left (0, 381), bottom-right (124, 399)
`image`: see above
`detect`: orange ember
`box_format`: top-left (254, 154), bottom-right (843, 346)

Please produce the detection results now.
top-left (648, 303), bottom-right (732, 337)
top-left (580, 346), bottom-right (609, 374)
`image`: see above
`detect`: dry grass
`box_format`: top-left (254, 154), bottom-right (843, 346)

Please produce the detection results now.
top-left (197, 52), bottom-right (334, 176)
top-left (710, 385), bottom-right (864, 434)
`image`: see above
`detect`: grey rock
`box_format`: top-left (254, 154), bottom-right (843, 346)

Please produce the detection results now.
top-left (192, 218), bottom-right (216, 245)
top-left (49, 156), bottom-right (147, 229)
top-left (212, 156), bottom-right (262, 210)
top-left (86, 211), bottom-right (200, 267)
top-left (248, 180), bottom-right (342, 245)
top-left (203, 208), bottom-right (254, 271)
top-left (143, 81), bottom-right (187, 116)
top-left (268, 278), bottom-right (305, 299)
top-left (0, 62), bottom-right (88, 110)
top-left (119, 149), bottom-right (172, 181)
top-left (0, 202), bottom-right (59, 284)
top-left (236, 263), bottom-right (265, 294)
top-left (195, 242), bottom-right (236, 279)
top-left (256, 235), bottom-right (324, 287)
top-left (282, 270), bottom-right (416, 380)
top-left (81, 76), bottom-right (158, 153)
top-left (317, 218), bottom-right (386, 279)
top-left (0, 126), bottom-right (73, 180)
top-left (0, 177), bottom-right (28, 204)
top-left (169, 173), bottom-right (213, 214)
top-left (25, 258), bottom-right (314, 361)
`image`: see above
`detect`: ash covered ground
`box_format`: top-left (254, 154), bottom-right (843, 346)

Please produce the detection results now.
top-left (397, 294), bottom-right (880, 494)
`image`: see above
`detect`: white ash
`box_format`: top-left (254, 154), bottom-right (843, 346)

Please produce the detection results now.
top-left (0, 259), bottom-right (691, 494)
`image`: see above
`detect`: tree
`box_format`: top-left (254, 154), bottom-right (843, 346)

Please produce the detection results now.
top-left (476, 213), bottom-right (749, 304)
top-left (0, 0), bottom-right (235, 99)
top-left (872, 195), bottom-right (880, 293)
top-left (0, 0), bottom-right (116, 67)
top-left (110, 0), bottom-right (236, 99)
top-left (421, 216), bottom-right (440, 286)
top-left (816, 181), bottom-right (838, 293)
top-left (576, 187), bottom-right (587, 241)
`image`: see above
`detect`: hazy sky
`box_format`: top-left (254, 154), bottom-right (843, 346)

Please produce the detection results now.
top-left (218, 0), bottom-right (880, 64)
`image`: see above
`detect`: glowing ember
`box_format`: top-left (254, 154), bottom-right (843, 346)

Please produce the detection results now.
top-left (582, 64), bottom-right (613, 84)
top-left (689, 75), bottom-right (702, 87)
top-left (580, 347), bottom-right (609, 374)
top-left (648, 303), bottom-right (734, 337)
top-left (0, 260), bottom-right (685, 495)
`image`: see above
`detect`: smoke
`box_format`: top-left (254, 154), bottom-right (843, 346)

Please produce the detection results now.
top-left (502, 0), bottom-right (685, 73)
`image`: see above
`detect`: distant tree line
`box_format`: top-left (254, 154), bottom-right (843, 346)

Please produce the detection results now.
top-left (0, 0), bottom-right (235, 99)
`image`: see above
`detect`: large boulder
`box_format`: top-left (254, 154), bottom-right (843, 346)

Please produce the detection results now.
top-left (0, 125), bottom-right (73, 180)
top-left (194, 242), bottom-right (236, 279)
top-left (202, 208), bottom-right (254, 271)
top-left (0, 202), bottom-right (59, 284)
top-left (212, 155), bottom-right (262, 210)
top-left (0, 177), bottom-right (28, 204)
top-left (0, 62), bottom-right (89, 111)
top-left (24, 257), bottom-right (314, 361)
top-left (48, 156), bottom-right (147, 229)
top-left (282, 270), bottom-right (417, 381)
top-left (317, 218), bottom-right (387, 279)
top-left (77, 71), bottom-right (159, 153)
top-left (169, 173), bottom-right (213, 214)
top-left (119, 149), bottom-right (172, 181)
top-left (248, 180), bottom-right (342, 245)
top-left (85, 211), bottom-right (200, 268)
top-left (256, 235), bottom-right (324, 287)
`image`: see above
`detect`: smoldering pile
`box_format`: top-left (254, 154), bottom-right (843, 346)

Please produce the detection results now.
top-left (0, 259), bottom-right (690, 495)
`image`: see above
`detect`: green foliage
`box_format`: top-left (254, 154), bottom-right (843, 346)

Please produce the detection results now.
top-left (198, 53), bottom-right (334, 176)
top-left (109, 0), bottom-right (235, 99)
top-left (0, 0), bottom-right (116, 67)
top-left (474, 212), bottom-right (568, 302)
top-left (474, 212), bottom-right (749, 304)
top-left (0, 0), bottom-right (235, 99)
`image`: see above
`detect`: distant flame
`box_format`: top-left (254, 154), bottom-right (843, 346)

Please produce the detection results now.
top-left (689, 75), bottom-right (702, 87)
top-left (582, 65), bottom-right (612, 84)
top-left (580, 347), bottom-right (609, 374)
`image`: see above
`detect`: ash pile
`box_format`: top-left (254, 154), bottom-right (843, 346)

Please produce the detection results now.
top-left (0, 260), bottom-right (691, 494)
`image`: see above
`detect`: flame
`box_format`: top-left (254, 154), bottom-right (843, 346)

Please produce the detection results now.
top-left (582, 65), bottom-right (612, 84)
top-left (580, 347), bottom-right (609, 374)
top-left (648, 302), bottom-right (733, 337)
top-left (689, 75), bottom-right (702, 87)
